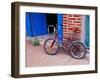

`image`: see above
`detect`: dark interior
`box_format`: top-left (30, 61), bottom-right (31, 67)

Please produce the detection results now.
top-left (46, 14), bottom-right (57, 34)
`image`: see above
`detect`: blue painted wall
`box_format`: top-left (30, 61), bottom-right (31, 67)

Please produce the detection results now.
top-left (26, 12), bottom-right (48, 37)
top-left (26, 13), bottom-right (63, 43)
top-left (26, 13), bottom-right (32, 36)
top-left (57, 14), bottom-right (63, 44)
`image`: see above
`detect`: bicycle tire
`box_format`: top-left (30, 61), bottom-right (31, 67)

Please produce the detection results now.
top-left (70, 41), bottom-right (86, 59)
top-left (44, 38), bottom-right (59, 55)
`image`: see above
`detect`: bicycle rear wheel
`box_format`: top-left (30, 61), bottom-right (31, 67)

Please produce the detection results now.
top-left (44, 38), bottom-right (59, 55)
top-left (70, 42), bottom-right (86, 59)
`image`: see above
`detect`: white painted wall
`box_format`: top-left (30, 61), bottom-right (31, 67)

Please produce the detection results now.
top-left (81, 16), bottom-right (86, 44)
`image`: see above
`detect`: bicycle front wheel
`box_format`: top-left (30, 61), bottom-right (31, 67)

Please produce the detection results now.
top-left (70, 42), bottom-right (86, 59)
top-left (44, 39), bottom-right (59, 55)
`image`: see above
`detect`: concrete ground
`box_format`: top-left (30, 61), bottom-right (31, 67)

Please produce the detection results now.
top-left (25, 36), bottom-right (90, 67)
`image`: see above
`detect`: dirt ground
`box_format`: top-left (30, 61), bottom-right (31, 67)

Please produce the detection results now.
top-left (25, 40), bottom-right (90, 67)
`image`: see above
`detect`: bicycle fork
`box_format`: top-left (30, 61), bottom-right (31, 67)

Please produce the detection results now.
top-left (50, 33), bottom-right (57, 48)
top-left (50, 40), bottom-right (55, 48)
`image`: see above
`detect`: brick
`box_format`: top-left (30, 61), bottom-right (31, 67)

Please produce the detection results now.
top-left (63, 36), bottom-right (67, 38)
top-left (63, 40), bottom-right (66, 42)
top-left (68, 21), bottom-right (72, 23)
top-left (69, 25), bottom-right (76, 28)
top-left (63, 30), bottom-right (66, 32)
top-left (63, 31), bottom-right (67, 33)
top-left (63, 30), bottom-right (67, 31)
top-left (63, 32), bottom-right (67, 34)
top-left (73, 21), bottom-right (81, 23)
top-left (63, 16), bottom-right (67, 18)
top-left (63, 33), bottom-right (66, 36)
top-left (63, 23), bottom-right (67, 26)
top-left (68, 21), bottom-right (72, 22)
top-left (77, 23), bottom-right (82, 26)
top-left (63, 27), bottom-right (66, 29)
top-left (63, 19), bottom-right (67, 21)
top-left (63, 37), bottom-right (67, 39)
top-left (63, 18), bottom-right (67, 20)
top-left (77, 18), bottom-right (82, 20)
top-left (63, 17), bottom-right (67, 19)
top-left (63, 27), bottom-right (67, 29)
top-left (63, 38), bottom-right (66, 43)
top-left (68, 14), bottom-right (72, 17)
top-left (63, 17), bottom-right (68, 19)
top-left (63, 30), bottom-right (67, 32)
top-left (63, 35), bottom-right (67, 37)
top-left (68, 27), bottom-right (73, 30)
top-left (63, 38), bottom-right (66, 41)
top-left (63, 34), bottom-right (67, 36)
top-left (63, 36), bottom-right (68, 38)
top-left (63, 21), bottom-right (67, 23)
top-left (63, 24), bottom-right (67, 26)
top-left (73, 14), bottom-right (81, 17)
top-left (68, 18), bottom-right (76, 20)
top-left (63, 25), bottom-right (67, 28)
top-left (68, 23), bottom-right (76, 26)
top-left (63, 33), bottom-right (67, 35)
top-left (68, 25), bottom-right (72, 27)
top-left (63, 14), bottom-right (68, 17)
top-left (63, 25), bottom-right (67, 27)
top-left (63, 19), bottom-right (68, 21)
top-left (63, 22), bottom-right (67, 25)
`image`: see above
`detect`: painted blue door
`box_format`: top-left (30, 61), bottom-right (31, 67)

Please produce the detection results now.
top-left (26, 12), bottom-right (48, 37)
top-left (26, 13), bottom-right (32, 36)
top-left (57, 14), bottom-right (63, 44)
top-left (85, 15), bottom-right (90, 48)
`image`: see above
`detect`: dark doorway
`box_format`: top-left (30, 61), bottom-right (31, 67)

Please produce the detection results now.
top-left (46, 14), bottom-right (57, 34)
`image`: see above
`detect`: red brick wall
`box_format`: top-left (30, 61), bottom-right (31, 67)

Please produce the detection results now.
top-left (62, 14), bottom-right (82, 43)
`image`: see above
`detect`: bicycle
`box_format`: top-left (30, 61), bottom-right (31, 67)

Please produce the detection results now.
top-left (44, 24), bottom-right (86, 59)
